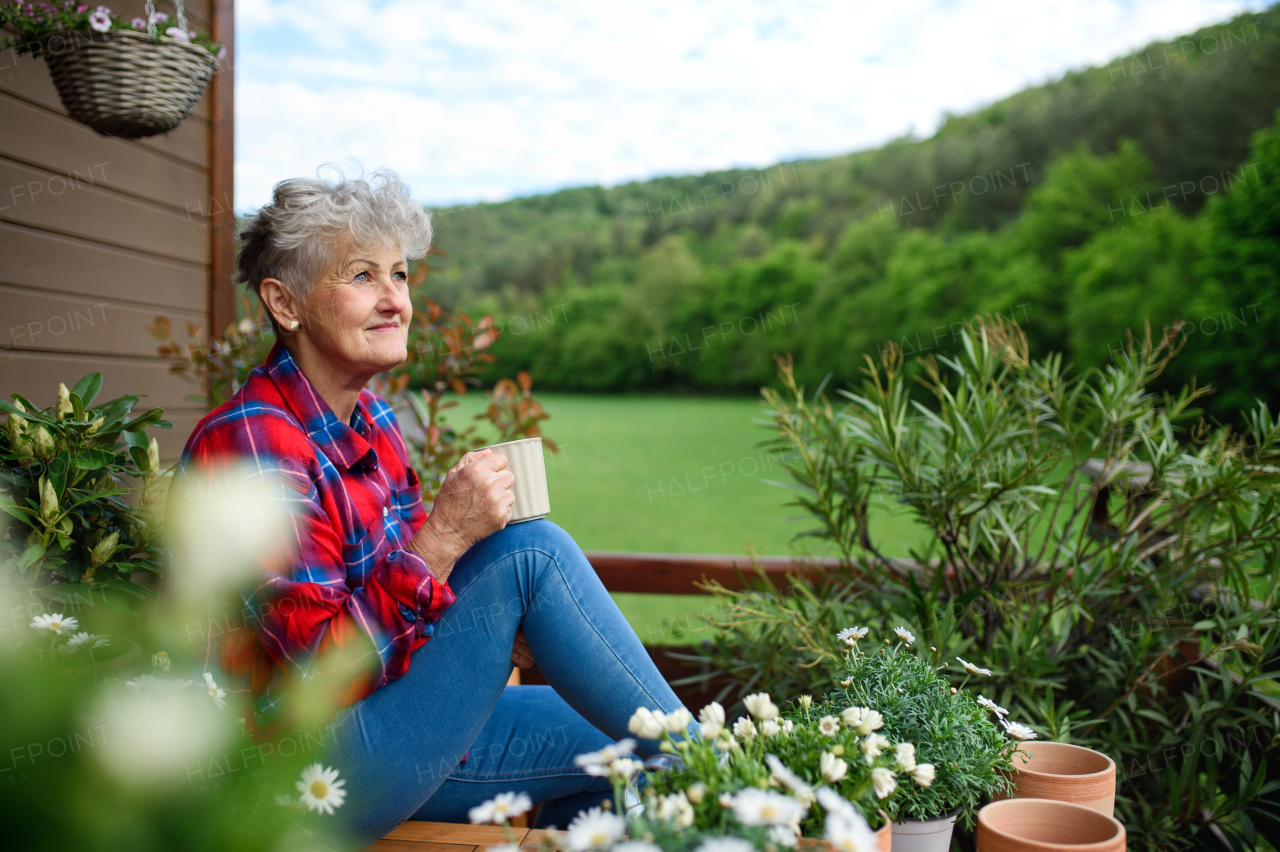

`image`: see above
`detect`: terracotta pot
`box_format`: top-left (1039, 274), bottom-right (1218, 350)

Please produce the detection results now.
top-left (892, 809), bottom-right (958, 852)
top-left (1008, 741), bottom-right (1116, 816)
top-left (976, 799), bottom-right (1125, 852)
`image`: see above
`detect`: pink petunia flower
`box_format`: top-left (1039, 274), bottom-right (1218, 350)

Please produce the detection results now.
top-left (130, 16), bottom-right (144, 30)
top-left (148, 10), bottom-right (166, 24)
top-left (164, 26), bottom-right (188, 42)
top-left (88, 9), bottom-right (110, 31)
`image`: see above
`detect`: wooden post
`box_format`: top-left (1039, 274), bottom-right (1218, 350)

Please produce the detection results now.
top-left (208, 0), bottom-right (236, 339)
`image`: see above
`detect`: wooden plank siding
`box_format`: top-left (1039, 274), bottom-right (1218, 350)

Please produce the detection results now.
top-left (0, 0), bottom-right (234, 458)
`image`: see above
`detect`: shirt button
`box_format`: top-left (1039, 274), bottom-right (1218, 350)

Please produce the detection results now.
top-left (383, 507), bottom-right (389, 517)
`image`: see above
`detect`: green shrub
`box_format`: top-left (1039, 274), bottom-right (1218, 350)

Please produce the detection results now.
top-left (0, 373), bottom-right (170, 613)
top-left (687, 321), bottom-right (1280, 850)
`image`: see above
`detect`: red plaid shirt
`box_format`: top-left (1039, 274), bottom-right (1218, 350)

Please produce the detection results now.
top-left (180, 342), bottom-right (456, 731)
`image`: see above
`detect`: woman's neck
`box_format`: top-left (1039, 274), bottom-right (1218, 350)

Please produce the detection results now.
top-left (284, 338), bottom-right (373, 424)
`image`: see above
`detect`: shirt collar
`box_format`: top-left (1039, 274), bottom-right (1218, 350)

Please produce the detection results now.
top-left (264, 342), bottom-right (377, 472)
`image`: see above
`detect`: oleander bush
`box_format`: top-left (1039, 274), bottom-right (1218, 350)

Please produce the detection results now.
top-left (687, 320), bottom-right (1280, 850)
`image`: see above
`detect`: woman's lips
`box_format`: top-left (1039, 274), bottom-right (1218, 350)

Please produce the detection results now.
top-left (366, 323), bottom-right (400, 333)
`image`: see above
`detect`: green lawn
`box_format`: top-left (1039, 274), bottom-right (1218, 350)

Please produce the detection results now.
top-left (441, 392), bottom-right (927, 642)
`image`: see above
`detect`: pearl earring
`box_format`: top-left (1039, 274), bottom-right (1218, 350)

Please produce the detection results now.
top-left (288, 320), bottom-right (300, 331)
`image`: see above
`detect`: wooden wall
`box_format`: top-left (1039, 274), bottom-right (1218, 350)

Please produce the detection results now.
top-left (0, 0), bottom-right (234, 457)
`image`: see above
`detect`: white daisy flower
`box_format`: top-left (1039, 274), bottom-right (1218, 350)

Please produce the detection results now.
top-left (699, 701), bottom-right (726, 726)
top-left (202, 671), bottom-right (227, 710)
top-left (88, 10), bottom-right (111, 32)
top-left (820, 751), bottom-right (848, 783)
top-left (469, 791), bottom-right (533, 824)
top-left (664, 707), bottom-right (693, 734)
top-left (573, 739), bottom-right (637, 770)
top-left (615, 842), bottom-right (663, 852)
top-left (781, 719), bottom-right (794, 733)
top-left (977, 695), bottom-right (1009, 717)
top-left (893, 626), bottom-right (915, 645)
top-left (836, 626), bottom-right (869, 646)
top-left (700, 720), bottom-right (723, 740)
top-left (565, 806), bottom-right (626, 850)
top-left (743, 692), bottom-right (780, 721)
top-left (732, 717), bottom-right (757, 740)
top-left (152, 651), bottom-right (170, 671)
top-left (860, 733), bottom-right (891, 762)
top-left (686, 783), bottom-right (707, 804)
top-left (765, 754), bottom-right (815, 806)
top-left (818, 715), bottom-right (841, 737)
top-left (894, 742), bottom-right (917, 772)
top-left (815, 786), bottom-right (857, 819)
top-left (797, 695), bottom-right (813, 709)
top-left (870, 766), bottom-right (897, 799)
top-left (31, 613), bottom-right (78, 635)
top-left (768, 825), bottom-right (800, 847)
top-left (627, 707), bottom-right (667, 739)
top-left (840, 677), bottom-right (854, 686)
top-left (654, 791), bottom-right (694, 829)
top-left (825, 810), bottom-right (878, 852)
top-left (730, 787), bottom-right (807, 827)
top-left (911, 763), bottom-right (936, 786)
top-left (842, 707), bottom-right (883, 736)
top-left (760, 719), bottom-right (782, 738)
top-left (694, 839), bottom-right (754, 852)
top-left (60, 632), bottom-right (109, 653)
top-left (295, 763), bottom-right (346, 815)
top-left (956, 656), bottom-right (993, 676)
top-left (1001, 719), bottom-right (1038, 741)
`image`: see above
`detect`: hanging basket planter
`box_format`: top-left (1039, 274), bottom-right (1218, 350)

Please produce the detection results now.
top-left (42, 28), bottom-right (217, 138)
top-left (1, 2), bottom-right (222, 139)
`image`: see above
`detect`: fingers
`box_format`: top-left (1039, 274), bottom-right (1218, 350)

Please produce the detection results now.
top-left (512, 631), bottom-right (534, 668)
top-left (448, 448), bottom-right (491, 476)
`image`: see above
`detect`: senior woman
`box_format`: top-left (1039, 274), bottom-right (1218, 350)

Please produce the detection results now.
top-left (180, 168), bottom-right (691, 847)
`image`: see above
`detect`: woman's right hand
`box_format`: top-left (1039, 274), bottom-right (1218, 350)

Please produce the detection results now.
top-left (412, 449), bottom-right (514, 582)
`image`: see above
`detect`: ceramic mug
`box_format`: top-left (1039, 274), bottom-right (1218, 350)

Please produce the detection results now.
top-left (480, 437), bottom-right (550, 524)
top-left (976, 798), bottom-right (1125, 852)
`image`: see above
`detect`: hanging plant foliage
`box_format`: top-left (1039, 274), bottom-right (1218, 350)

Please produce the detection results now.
top-left (0, 1), bottom-right (224, 138)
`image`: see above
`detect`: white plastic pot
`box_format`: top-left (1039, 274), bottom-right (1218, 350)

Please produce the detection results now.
top-left (891, 809), bottom-right (960, 852)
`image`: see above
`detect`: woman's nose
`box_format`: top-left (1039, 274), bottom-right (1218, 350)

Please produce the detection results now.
top-left (380, 278), bottom-right (411, 314)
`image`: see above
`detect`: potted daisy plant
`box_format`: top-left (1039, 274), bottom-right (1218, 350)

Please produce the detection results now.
top-left (818, 626), bottom-right (1028, 852)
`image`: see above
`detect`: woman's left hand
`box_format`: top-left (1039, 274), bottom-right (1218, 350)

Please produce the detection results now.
top-left (511, 629), bottom-right (534, 669)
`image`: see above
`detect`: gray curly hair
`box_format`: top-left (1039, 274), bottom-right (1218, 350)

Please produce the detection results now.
top-left (236, 165), bottom-right (432, 331)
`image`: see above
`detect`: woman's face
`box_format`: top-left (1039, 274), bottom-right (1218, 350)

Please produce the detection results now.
top-left (300, 241), bottom-right (412, 377)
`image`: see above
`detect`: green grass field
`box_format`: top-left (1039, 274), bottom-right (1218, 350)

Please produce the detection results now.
top-left (442, 392), bottom-right (926, 642)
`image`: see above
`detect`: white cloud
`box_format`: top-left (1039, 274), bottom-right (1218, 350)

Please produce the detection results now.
top-left (233, 0), bottom-right (1265, 209)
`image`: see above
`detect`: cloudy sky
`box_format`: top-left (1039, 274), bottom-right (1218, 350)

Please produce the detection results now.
top-left (234, 0), bottom-right (1266, 210)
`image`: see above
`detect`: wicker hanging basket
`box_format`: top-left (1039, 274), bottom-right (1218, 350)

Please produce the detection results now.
top-left (40, 27), bottom-right (217, 139)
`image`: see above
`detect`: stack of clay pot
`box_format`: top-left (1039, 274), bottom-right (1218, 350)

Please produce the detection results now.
top-left (976, 742), bottom-right (1126, 852)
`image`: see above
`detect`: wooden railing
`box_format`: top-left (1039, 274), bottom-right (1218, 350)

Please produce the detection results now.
top-left (512, 551), bottom-right (845, 705)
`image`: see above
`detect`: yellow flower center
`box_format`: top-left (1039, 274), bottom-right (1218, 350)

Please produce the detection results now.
top-left (589, 832), bottom-right (608, 847)
top-left (310, 781), bottom-right (328, 799)
top-left (50, 621), bottom-right (62, 630)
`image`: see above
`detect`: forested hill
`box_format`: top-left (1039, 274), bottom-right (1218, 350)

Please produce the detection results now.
top-left (424, 6), bottom-right (1280, 416)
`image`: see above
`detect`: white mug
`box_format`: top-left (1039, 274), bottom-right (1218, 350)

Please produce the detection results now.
top-left (480, 437), bottom-right (551, 524)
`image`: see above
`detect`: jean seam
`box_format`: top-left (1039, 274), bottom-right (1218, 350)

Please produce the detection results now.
top-left (542, 548), bottom-right (669, 710)
top-left (454, 538), bottom-right (668, 710)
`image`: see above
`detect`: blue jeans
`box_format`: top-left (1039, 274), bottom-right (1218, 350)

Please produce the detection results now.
top-left (319, 520), bottom-right (688, 848)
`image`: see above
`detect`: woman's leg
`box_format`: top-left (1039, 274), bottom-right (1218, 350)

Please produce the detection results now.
top-left (410, 685), bottom-right (614, 828)
top-left (322, 520), bottom-right (687, 847)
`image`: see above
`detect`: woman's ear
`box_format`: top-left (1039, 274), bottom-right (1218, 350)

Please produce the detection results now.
top-left (259, 278), bottom-right (299, 330)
